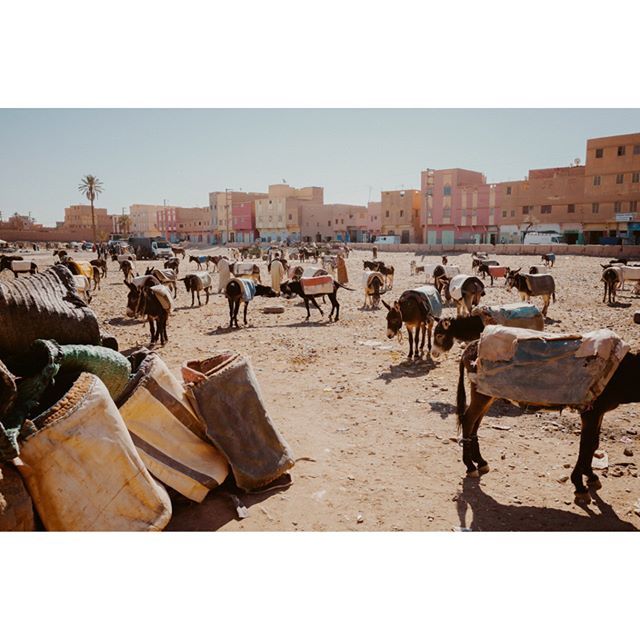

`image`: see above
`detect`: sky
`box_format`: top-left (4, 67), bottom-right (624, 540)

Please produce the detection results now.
top-left (1, 108), bottom-right (639, 226)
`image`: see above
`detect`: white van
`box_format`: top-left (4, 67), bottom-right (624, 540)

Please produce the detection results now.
top-left (523, 232), bottom-right (564, 245)
top-left (374, 235), bottom-right (400, 245)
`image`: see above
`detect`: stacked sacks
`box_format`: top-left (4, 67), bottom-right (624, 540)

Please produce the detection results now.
top-left (183, 353), bottom-right (295, 492)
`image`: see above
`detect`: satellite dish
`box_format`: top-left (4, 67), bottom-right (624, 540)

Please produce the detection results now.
top-left (573, 158), bottom-right (581, 166)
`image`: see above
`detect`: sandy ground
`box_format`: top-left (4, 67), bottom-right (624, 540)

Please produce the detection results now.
top-left (7, 247), bottom-right (640, 531)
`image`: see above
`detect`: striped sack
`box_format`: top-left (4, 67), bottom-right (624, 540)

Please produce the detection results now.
top-left (118, 353), bottom-right (228, 503)
top-left (300, 275), bottom-right (333, 296)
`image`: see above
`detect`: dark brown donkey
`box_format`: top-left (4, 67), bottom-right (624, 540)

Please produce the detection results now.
top-left (456, 340), bottom-right (640, 504)
top-left (381, 290), bottom-right (437, 359)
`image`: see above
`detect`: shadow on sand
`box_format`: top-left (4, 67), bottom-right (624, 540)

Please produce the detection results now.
top-left (166, 475), bottom-right (293, 531)
top-left (455, 477), bottom-right (637, 531)
top-left (378, 357), bottom-right (438, 383)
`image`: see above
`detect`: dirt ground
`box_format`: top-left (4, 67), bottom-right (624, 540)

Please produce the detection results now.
top-left (10, 247), bottom-right (640, 531)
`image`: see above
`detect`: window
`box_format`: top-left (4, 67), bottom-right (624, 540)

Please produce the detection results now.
top-left (443, 186), bottom-right (451, 196)
top-left (633, 172), bottom-right (639, 183)
top-left (505, 186), bottom-right (511, 195)
top-left (541, 205), bottom-right (552, 214)
top-left (592, 203), bottom-right (599, 214)
top-left (595, 148), bottom-right (603, 158)
top-left (618, 145), bottom-right (626, 156)
top-left (502, 210), bottom-right (507, 218)
top-left (443, 207), bottom-right (451, 218)
top-left (385, 210), bottom-right (390, 217)
top-left (269, 200), bottom-right (272, 204)
top-left (614, 201), bottom-right (622, 213)
top-left (523, 206), bottom-right (529, 215)
top-left (288, 214), bottom-right (292, 220)
top-left (328, 220), bottom-right (331, 226)
top-left (510, 210), bottom-right (515, 217)
top-left (634, 145), bottom-right (640, 155)
top-left (593, 175), bottom-right (601, 186)
top-left (630, 201), bottom-right (638, 212)
top-left (400, 209), bottom-right (404, 217)
top-left (616, 174), bottom-right (624, 184)
top-left (568, 204), bottom-right (575, 213)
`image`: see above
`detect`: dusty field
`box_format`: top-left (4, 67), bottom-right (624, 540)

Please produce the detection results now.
top-left (9, 247), bottom-right (640, 531)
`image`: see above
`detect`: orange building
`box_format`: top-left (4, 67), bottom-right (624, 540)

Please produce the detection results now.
top-left (380, 189), bottom-right (421, 243)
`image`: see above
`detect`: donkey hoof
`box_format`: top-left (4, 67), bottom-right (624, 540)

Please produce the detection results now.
top-left (478, 464), bottom-right (490, 475)
top-left (574, 491), bottom-right (591, 505)
top-left (587, 478), bottom-right (602, 491)
top-left (466, 470), bottom-right (480, 478)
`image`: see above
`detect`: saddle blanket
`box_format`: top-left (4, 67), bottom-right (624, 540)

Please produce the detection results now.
top-left (488, 265), bottom-right (507, 278)
top-left (300, 275), bottom-right (333, 296)
top-left (449, 274), bottom-right (480, 301)
top-left (476, 325), bottom-right (629, 409)
top-left (523, 273), bottom-right (555, 296)
top-left (362, 270), bottom-right (385, 291)
top-left (229, 277), bottom-right (256, 302)
top-left (69, 260), bottom-right (94, 280)
top-left (193, 272), bottom-right (212, 288)
top-left (620, 266), bottom-right (640, 281)
top-left (10, 261), bottom-right (33, 273)
top-left (472, 303), bottom-right (544, 331)
top-left (117, 254), bottom-right (136, 263)
top-left (150, 284), bottom-right (173, 311)
top-left (302, 266), bottom-right (327, 278)
top-left (234, 262), bottom-right (256, 276)
top-left (406, 285), bottom-right (443, 318)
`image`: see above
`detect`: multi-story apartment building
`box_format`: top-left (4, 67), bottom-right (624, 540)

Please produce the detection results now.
top-left (157, 206), bottom-right (211, 243)
top-left (379, 189), bottom-right (421, 243)
top-left (255, 185), bottom-right (324, 243)
top-left (495, 133), bottom-right (640, 244)
top-left (129, 204), bottom-right (164, 237)
top-left (231, 201), bottom-right (259, 243)
top-left (420, 169), bottom-right (500, 245)
top-left (62, 204), bottom-right (117, 240)
top-left (209, 191), bottom-right (267, 244)
top-left (300, 203), bottom-right (369, 242)
top-left (583, 133), bottom-right (640, 244)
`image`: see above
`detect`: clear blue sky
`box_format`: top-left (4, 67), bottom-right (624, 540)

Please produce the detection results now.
top-left (1, 109), bottom-right (639, 225)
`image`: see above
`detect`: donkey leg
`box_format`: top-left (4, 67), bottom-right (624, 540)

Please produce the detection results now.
top-left (571, 411), bottom-right (603, 503)
top-left (311, 296), bottom-right (324, 317)
top-left (461, 386), bottom-right (493, 477)
top-left (407, 327), bottom-right (414, 359)
top-left (470, 399), bottom-right (495, 474)
top-left (304, 299), bottom-right (311, 320)
top-left (583, 410), bottom-right (606, 492)
top-left (243, 302), bottom-right (249, 325)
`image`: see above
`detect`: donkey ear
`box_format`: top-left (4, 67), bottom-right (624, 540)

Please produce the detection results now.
top-left (442, 318), bottom-right (451, 329)
top-left (381, 299), bottom-right (391, 310)
top-left (393, 301), bottom-right (400, 310)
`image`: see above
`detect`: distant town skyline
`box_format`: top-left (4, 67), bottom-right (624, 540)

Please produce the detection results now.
top-left (1, 108), bottom-right (639, 225)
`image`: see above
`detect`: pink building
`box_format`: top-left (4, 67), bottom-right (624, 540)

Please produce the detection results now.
top-left (421, 168), bottom-right (501, 245)
top-left (231, 201), bottom-right (257, 243)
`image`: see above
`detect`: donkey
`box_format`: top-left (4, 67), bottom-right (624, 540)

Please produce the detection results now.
top-left (90, 258), bottom-right (108, 278)
top-left (280, 279), bottom-right (353, 322)
top-left (145, 267), bottom-right (178, 298)
top-left (225, 279), bottom-right (277, 328)
top-left (182, 272), bottom-right (213, 306)
top-left (0, 256), bottom-right (38, 277)
top-left (505, 268), bottom-right (555, 317)
top-left (189, 255), bottom-right (209, 271)
top-left (381, 290), bottom-right (438, 359)
top-left (601, 265), bottom-right (623, 305)
top-left (456, 339), bottom-right (640, 504)
top-left (164, 257), bottom-right (180, 272)
top-left (363, 271), bottom-right (385, 309)
top-left (438, 275), bottom-right (485, 317)
top-left (541, 253), bottom-right (556, 267)
top-left (172, 246), bottom-right (186, 259)
top-left (120, 258), bottom-right (136, 284)
top-left (125, 281), bottom-right (169, 346)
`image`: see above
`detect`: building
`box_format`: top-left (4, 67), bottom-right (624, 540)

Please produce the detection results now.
top-left (129, 204), bottom-right (164, 237)
top-left (494, 133), bottom-right (640, 244)
top-left (231, 201), bottom-right (259, 243)
top-left (379, 189), bottom-right (421, 243)
top-left (367, 201), bottom-right (382, 240)
top-left (255, 185), bottom-right (324, 243)
top-left (62, 204), bottom-right (117, 241)
top-left (157, 206), bottom-right (211, 243)
top-left (300, 203), bottom-right (368, 242)
top-left (209, 191), bottom-right (267, 244)
top-left (583, 133), bottom-right (640, 244)
top-left (0, 213), bottom-right (42, 231)
top-left (420, 169), bottom-right (499, 245)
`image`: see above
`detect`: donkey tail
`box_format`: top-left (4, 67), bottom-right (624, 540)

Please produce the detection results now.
top-left (335, 282), bottom-right (355, 291)
top-left (456, 356), bottom-right (467, 436)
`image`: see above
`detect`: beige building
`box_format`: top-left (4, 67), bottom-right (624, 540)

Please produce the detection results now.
top-left (380, 189), bottom-right (421, 243)
top-left (255, 185), bottom-right (324, 242)
top-left (157, 206), bottom-right (212, 243)
top-left (300, 203), bottom-right (368, 242)
top-left (63, 204), bottom-right (116, 241)
top-left (129, 204), bottom-right (164, 237)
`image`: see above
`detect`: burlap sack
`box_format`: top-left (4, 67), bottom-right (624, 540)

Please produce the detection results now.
top-left (183, 354), bottom-right (294, 492)
top-left (18, 373), bottom-right (172, 531)
top-left (118, 354), bottom-right (228, 503)
top-left (0, 462), bottom-right (35, 531)
top-left (0, 264), bottom-right (101, 356)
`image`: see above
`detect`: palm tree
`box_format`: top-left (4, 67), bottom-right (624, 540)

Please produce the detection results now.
top-left (78, 175), bottom-right (104, 245)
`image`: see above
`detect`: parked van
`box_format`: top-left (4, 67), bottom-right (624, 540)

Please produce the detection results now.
top-left (374, 235), bottom-right (400, 245)
top-left (523, 232), bottom-right (564, 245)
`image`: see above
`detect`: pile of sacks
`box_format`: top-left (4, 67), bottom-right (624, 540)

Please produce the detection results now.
top-left (0, 344), bottom-right (294, 531)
